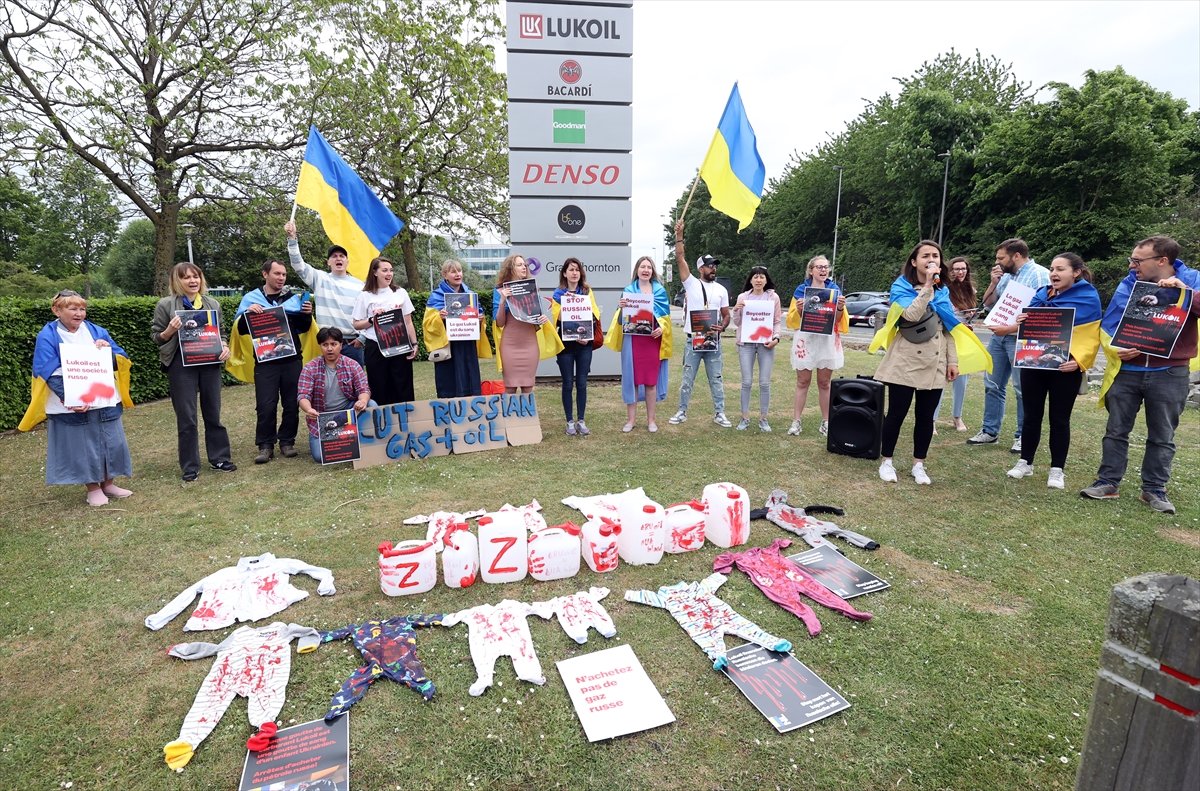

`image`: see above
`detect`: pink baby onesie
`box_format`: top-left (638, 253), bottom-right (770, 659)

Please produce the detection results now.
top-left (713, 538), bottom-right (873, 637)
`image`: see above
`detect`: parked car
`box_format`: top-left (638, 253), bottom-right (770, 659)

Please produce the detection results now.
top-left (843, 291), bottom-right (891, 328)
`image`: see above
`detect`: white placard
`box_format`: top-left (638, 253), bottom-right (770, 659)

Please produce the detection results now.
top-left (60, 344), bottom-right (120, 408)
top-left (556, 644), bottom-right (675, 742)
top-left (984, 281), bottom-right (1036, 328)
top-left (738, 302), bottom-right (775, 344)
top-left (560, 292), bottom-right (593, 323)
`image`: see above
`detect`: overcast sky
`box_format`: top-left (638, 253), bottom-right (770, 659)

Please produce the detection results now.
top-left (495, 0), bottom-right (1200, 264)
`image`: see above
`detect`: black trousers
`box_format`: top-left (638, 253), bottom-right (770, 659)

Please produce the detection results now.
top-left (364, 339), bottom-right (415, 406)
top-left (881, 384), bottom-right (942, 459)
top-left (167, 357), bottom-right (232, 475)
top-left (1020, 367), bottom-right (1082, 468)
top-left (254, 357), bottom-right (301, 446)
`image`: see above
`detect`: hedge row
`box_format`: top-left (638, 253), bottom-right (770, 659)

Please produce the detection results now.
top-left (0, 291), bottom-right (495, 431)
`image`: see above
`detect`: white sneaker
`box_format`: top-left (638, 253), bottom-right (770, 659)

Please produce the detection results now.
top-left (714, 413), bottom-right (732, 428)
top-left (878, 459), bottom-right (898, 483)
top-left (787, 420), bottom-right (801, 436)
top-left (736, 418), bottom-right (750, 431)
top-left (668, 410), bottom-right (687, 425)
top-left (1007, 460), bottom-right (1033, 479)
top-left (911, 463), bottom-right (932, 485)
top-left (818, 420), bottom-right (828, 436)
top-left (759, 418), bottom-right (772, 433)
top-left (565, 421), bottom-right (576, 436)
top-left (1047, 467), bottom-right (1065, 489)
top-left (1010, 437), bottom-right (1023, 454)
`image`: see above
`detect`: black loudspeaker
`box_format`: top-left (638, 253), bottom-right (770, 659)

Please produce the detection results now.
top-left (827, 376), bottom-right (884, 459)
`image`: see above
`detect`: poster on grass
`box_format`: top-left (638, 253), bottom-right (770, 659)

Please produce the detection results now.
top-left (1111, 281), bottom-right (1193, 358)
top-left (175, 309), bottom-right (224, 366)
top-left (556, 643), bottom-right (675, 742)
top-left (445, 293), bottom-right (481, 341)
top-left (787, 544), bottom-right (890, 599)
top-left (720, 643), bottom-right (850, 733)
top-left (239, 715), bottom-right (349, 791)
top-left (799, 287), bottom-right (836, 336)
top-left (505, 278), bottom-right (544, 324)
top-left (689, 308), bottom-right (720, 350)
top-left (60, 343), bottom-right (120, 408)
top-left (319, 409), bottom-right (361, 465)
top-left (559, 292), bottom-right (594, 342)
top-left (984, 281), bottom-right (1036, 328)
top-left (622, 293), bottom-right (656, 336)
top-left (246, 306), bottom-right (297, 363)
top-left (1015, 307), bottom-right (1074, 369)
top-left (373, 308), bottom-right (415, 357)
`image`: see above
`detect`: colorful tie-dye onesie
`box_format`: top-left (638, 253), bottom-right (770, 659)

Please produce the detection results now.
top-left (713, 538), bottom-right (874, 636)
top-left (624, 574), bottom-right (792, 670)
top-left (321, 614), bottom-right (444, 719)
top-left (162, 622), bottom-right (319, 770)
top-left (442, 599), bottom-right (554, 696)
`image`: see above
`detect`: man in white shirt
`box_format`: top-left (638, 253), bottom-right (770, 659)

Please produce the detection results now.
top-left (284, 220), bottom-right (366, 365)
top-left (669, 218), bottom-right (732, 427)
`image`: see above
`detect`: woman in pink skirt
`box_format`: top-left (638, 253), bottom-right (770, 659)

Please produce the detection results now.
top-left (605, 256), bottom-right (671, 432)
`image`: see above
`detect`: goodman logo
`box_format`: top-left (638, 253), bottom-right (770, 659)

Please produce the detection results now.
top-left (557, 205), bottom-right (585, 235)
top-left (552, 109), bottom-right (585, 144)
top-left (519, 14), bottom-right (542, 38)
top-left (522, 162), bottom-right (620, 186)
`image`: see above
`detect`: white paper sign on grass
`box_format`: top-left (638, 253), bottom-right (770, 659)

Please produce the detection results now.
top-left (556, 643), bottom-right (674, 741)
top-left (60, 343), bottom-right (120, 408)
top-left (984, 281), bottom-right (1036, 328)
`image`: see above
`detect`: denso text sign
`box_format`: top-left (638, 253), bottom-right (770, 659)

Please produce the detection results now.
top-left (509, 151), bottom-right (632, 197)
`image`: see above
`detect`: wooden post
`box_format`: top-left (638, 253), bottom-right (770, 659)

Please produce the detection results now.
top-left (1075, 574), bottom-right (1199, 791)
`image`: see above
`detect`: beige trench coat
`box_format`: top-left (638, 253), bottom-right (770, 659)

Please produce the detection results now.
top-left (873, 285), bottom-right (957, 390)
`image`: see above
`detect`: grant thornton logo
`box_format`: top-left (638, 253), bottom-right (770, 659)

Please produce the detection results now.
top-left (553, 108), bottom-right (585, 144)
top-left (526, 257), bottom-right (543, 275)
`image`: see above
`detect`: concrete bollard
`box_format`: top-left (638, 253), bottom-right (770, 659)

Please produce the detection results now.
top-left (1075, 574), bottom-right (1199, 791)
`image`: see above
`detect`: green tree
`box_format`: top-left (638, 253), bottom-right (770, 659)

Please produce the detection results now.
top-left (0, 0), bottom-right (312, 295)
top-left (31, 154), bottom-right (120, 295)
top-left (0, 172), bottom-right (66, 270)
top-left (303, 0), bottom-right (509, 290)
top-left (102, 219), bottom-right (156, 296)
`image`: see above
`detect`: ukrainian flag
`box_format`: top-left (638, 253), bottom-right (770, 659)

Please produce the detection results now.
top-left (699, 84), bottom-right (766, 232)
top-left (295, 126), bottom-right (404, 280)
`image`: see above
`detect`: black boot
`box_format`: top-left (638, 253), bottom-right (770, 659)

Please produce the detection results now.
top-left (279, 442), bottom-right (297, 458)
top-left (254, 444), bottom-right (274, 464)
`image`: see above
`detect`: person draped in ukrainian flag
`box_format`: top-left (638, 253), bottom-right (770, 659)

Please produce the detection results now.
top-left (869, 240), bottom-right (991, 486)
top-left (423, 258), bottom-right (492, 398)
top-left (784, 255), bottom-right (850, 436)
top-left (19, 289), bottom-right (135, 507)
top-left (995, 253), bottom-right (1102, 490)
top-left (604, 256), bottom-right (673, 433)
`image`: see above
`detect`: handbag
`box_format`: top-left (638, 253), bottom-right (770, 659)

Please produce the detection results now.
top-left (429, 346), bottom-right (452, 363)
top-left (897, 307), bottom-right (941, 344)
top-left (591, 317), bottom-right (605, 350)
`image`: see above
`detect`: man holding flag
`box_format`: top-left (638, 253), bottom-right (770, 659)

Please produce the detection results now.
top-left (283, 219), bottom-right (365, 365)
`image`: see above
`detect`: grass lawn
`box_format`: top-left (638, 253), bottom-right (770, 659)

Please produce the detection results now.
top-left (0, 338), bottom-right (1196, 790)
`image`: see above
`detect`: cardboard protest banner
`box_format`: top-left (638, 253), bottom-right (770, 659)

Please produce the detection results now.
top-left (984, 280), bottom-right (1036, 328)
top-left (373, 308), bottom-right (415, 357)
top-left (1111, 281), bottom-right (1193, 358)
top-left (559, 292), bottom-right (593, 342)
top-left (689, 308), bottom-right (720, 350)
top-left (739, 298), bottom-right (777, 343)
top-left (787, 544), bottom-right (890, 599)
top-left (245, 306), bottom-right (297, 363)
top-left (1015, 307), bottom-right (1074, 369)
top-left (318, 409), bottom-right (361, 465)
top-left (505, 278), bottom-right (543, 323)
top-left (622, 293), bottom-right (656, 336)
top-left (798, 287), bottom-right (835, 336)
top-left (556, 644), bottom-right (675, 741)
top-left (60, 343), bottom-right (120, 408)
top-left (239, 716), bottom-right (349, 791)
top-left (720, 643), bottom-right (850, 732)
top-left (352, 393), bottom-right (542, 469)
top-left (175, 309), bottom-right (223, 366)
top-left (445, 293), bottom-right (481, 341)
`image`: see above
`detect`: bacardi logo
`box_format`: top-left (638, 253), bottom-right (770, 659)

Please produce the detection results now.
top-left (559, 60), bottom-right (582, 84)
top-left (519, 14), bottom-right (542, 38)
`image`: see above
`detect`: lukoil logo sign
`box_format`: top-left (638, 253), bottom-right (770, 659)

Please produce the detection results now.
top-left (553, 109), bottom-right (585, 145)
top-left (519, 14), bottom-right (542, 38)
top-left (518, 14), bottom-right (622, 41)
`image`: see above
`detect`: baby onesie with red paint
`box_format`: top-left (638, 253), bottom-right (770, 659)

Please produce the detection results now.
top-left (624, 574), bottom-right (792, 670)
top-left (543, 587), bottom-right (617, 644)
top-left (321, 614), bottom-right (444, 720)
top-left (162, 621), bottom-right (320, 771)
top-left (713, 538), bottom-right (873, 637)
top-left (763, 489), bottom-right (879, 551)
top-left (442, 599), bottom-right (555, 696)
top-left (145, 552), bottom-right (336, 632)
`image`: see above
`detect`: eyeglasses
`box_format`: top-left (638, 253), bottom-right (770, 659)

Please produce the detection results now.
top-left (1128, 255), bottom-right (1164, 265)
top-left (55, 289), bottom-right (81, 298)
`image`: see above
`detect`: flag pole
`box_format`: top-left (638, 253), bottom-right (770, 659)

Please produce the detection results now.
top-left (679, 171), bottom-right (701, 220)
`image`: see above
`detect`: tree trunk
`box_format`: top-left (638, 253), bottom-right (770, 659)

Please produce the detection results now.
top-left (401, 231), bottom-right (422, 291)
top-left (153, 203), bottom-right (179, 296)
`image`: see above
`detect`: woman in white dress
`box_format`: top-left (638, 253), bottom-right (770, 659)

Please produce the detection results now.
top-left (786, 255), bottom-right (847, 436)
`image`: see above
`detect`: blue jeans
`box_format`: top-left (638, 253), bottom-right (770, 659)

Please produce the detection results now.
top-left (933, 374), bottom-right (969, 421)
top-left (556, 342), bottom-right (593, 421)
top-left (678, 344), bottom-right (725, 414)
top-left (1096, 367), bottom-right (1190, 492)
top-left (981, 333), bottom-right (1023, 437)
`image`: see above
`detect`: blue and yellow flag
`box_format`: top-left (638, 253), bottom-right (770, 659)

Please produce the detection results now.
top-left (699, 84), bottom-right (765, 232)
top-left (295, 126), bottom-right (404, 280)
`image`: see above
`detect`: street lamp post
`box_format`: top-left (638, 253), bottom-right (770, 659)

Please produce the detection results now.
top-left (180, 223), bottom-right (195, 266)
top-left (831, 166), bottom-right (844, 271)
top-left (937, 150), bottom-right (951, 247)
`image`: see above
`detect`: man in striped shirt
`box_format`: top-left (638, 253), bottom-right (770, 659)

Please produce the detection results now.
top-left (284, 220), bottom-right (366, 365)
